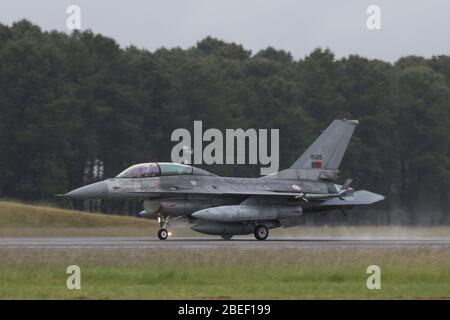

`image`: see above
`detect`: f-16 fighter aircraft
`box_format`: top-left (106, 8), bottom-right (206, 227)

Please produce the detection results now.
top-left (63, 119), bottom-right (384, 240)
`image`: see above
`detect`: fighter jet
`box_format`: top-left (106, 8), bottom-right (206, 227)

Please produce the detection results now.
top-left (63, 119), bottom-right (384, 240)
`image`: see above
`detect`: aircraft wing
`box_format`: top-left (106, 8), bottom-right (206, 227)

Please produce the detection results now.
top-left (220, 191), bottom-right (338, 200)
top-left (217, 190), bottom-right (385, 205)
top-left (128, 189), bottom-right (343, 201)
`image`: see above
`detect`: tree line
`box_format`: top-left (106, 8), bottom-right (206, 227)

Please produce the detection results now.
top-left (0, 20), bottom-right (449, 225)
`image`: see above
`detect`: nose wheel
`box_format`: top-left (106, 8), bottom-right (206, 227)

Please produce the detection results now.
top-left (158, 228), bottom-right (168, 240)
top-left (254, 225), bottom-right (268, 240)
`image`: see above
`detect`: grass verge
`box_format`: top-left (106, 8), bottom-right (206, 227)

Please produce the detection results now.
top-left (0, 200), bottom-right (156, 236)
top-left (0, 247), bottom-right (449, 299)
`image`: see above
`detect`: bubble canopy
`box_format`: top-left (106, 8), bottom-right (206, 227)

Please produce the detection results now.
top-left (116, 162), bottom-right (193, 178)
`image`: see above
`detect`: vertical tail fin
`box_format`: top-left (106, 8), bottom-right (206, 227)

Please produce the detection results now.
top-left (290, 119), bottom-right (358, 170)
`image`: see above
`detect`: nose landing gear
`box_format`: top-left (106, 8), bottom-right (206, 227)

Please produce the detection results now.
top-left (158, 228), bottom-right (168, 240)
top-left (157, 216), bottom-right (170, 240)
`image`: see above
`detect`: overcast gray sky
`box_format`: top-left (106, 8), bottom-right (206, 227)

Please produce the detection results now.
top-left (1, 0), bottom-right (449, 62)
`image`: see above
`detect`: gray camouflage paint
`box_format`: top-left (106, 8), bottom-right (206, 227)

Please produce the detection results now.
top-left (64, 119), bottom-right (384, 238)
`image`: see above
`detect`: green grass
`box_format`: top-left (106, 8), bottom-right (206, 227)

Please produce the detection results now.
top-left (1, 200), bottom-right (449, 299)
top-left (0, 200), bottom-right (152, 228)
top-left (0, 247), bottom-right (449, 299)
top-left (0, 200), bottom-right (158, 237)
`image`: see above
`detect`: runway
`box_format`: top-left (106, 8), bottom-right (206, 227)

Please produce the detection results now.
top-left (1, 237), bottom-right (450, 250)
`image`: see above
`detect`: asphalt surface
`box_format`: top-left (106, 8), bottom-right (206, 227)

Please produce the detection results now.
top-left (1, 237), bottom-right (450, 250)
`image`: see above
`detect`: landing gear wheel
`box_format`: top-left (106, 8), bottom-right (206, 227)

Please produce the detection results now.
top-left (254, 225), bottom-right (268, 240)
top-left (221, 235), bottom-right (233, 240)
top-left (158, 228), bottom-right (168, 240)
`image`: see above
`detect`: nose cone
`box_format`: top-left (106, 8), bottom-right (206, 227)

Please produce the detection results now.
top-left (65, 181), bottom-right (108, 199)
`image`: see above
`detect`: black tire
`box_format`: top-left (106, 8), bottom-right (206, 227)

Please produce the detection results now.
top-left (254, 225), bottom-right (269, 240)
top-left (158, 228), bottom-right (168, 240)
top-left (221, 235), bottom-right (233, 240)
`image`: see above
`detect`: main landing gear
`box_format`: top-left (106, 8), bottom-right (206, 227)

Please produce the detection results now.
top-left (254, 225), bottom-right (269, 240)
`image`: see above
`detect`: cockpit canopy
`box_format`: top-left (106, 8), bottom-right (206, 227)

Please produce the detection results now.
top-left (116, 162), bottom-right (194, 178)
